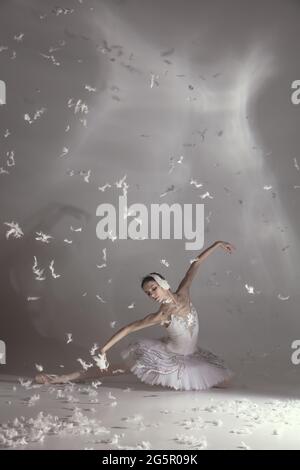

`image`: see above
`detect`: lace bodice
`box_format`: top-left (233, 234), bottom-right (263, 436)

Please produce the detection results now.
top-left (160, 302), bottom-right (199, 355)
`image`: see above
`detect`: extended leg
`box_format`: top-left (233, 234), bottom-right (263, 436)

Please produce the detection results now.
top-left (213, 379), bottom-right (231, 389)
top-left (35, 362), bottom-right (130, 384)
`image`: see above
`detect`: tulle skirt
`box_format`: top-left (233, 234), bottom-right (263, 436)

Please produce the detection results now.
top-left (121, 338), bottom-right (234, 391)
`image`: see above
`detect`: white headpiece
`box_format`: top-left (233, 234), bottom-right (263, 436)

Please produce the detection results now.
top-left (149, 273), bottom-right (170, 290)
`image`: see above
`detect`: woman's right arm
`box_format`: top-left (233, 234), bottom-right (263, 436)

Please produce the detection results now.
top-left (98, 307), bottom-right (166, 354)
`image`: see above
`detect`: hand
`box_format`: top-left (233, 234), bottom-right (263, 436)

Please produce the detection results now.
top-left (217, 241), bottom-right (236, 253)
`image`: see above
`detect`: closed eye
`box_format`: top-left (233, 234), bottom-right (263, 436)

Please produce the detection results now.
top-left (146, 286), bottom-right (157, 296)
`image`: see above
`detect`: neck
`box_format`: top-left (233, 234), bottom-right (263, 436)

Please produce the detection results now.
top-left (163, 290), bottom-right (177, 305)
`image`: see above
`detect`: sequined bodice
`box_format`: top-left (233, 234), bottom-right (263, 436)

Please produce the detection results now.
top-left (161, 303), bottom-right (199, 355)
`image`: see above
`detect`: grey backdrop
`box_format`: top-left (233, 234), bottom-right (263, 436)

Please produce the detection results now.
top-left (0, 0), bottom-right (300, 390)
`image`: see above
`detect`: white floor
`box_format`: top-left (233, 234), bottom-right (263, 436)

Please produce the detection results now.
top-left (1, 373), bottom-right (300, 450)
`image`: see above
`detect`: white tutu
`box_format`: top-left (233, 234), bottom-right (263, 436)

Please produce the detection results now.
top-left (121, 303), bottom-right (233, 391)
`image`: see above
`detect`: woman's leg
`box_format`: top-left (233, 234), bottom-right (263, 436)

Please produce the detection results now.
top-left (35, 362), bottom-right (130, 384)
top-left (213, 379), bottom-right (231, 389)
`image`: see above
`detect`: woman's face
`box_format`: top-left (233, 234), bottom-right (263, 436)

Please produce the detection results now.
top-left (143, 280), bottom-right (167, 303)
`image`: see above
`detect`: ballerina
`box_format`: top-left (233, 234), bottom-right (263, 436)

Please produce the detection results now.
top-left (35, 240), bottom-right (235, 390)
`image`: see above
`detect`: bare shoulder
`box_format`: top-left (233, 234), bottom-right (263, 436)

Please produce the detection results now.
top-left (161, 291), bottom-right (191, 316)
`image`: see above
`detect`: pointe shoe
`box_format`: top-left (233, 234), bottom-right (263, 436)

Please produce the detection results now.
top-left (213, 379), bottom-right (231, 389)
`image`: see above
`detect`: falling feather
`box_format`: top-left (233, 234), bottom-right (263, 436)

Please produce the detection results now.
top-left (115, 174), bottom-right (127, 188)
top-left (32, 256), bottom-right (46, 281)
top-left (85, 85), bottom-right (97, 92)
top-left (98, 183), bottom-right (112, 192)
top-left (150, 73), bottom-right (159, 88)
top-left (84, 170), bottom-right (91, 183)
top-left (278, 294), bottom-right (290, 301)
top-left (199, 191), bottom-right (213, 200)
top-left (66, 333), bottom-right (73, 344)
top-left (190, 178), bottom-right (203, 188)
top-left (49, 260), bottom-right (60, 279)
top-left (77, 358), bottom-right (93, 371)
top-left (90, 344), bottom-right (98, 356)
top-left (294, 158), bottom-right (300, 171)
top-left (4, 221), bottom-right (24, 239)
top-left (35, 232), bottom-right (53, 243)
top-left (245, 284), bottom-right (255, 294)
top-left (60, 147), bottom-right (69, 157)
top-left (14, 33), bottom-right (24, 42)
top-left (160, 184), bottom-right (175, 197)
top-left (160, 259), bottom-right (170, 267)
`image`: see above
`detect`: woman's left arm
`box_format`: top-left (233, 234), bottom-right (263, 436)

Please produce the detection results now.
top-left (176, 241), bottom-right (236, 293)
